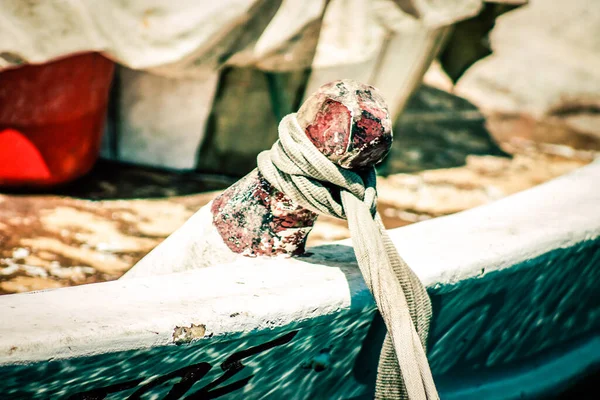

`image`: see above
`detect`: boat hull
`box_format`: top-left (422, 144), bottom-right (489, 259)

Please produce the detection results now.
top-left (1, 162), bottom-right (599, 399)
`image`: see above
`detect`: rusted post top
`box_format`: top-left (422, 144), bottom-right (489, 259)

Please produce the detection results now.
top-left (297, 80), bottom-right (392, 169)
top-left (211, 79), bottom-right (393, 257)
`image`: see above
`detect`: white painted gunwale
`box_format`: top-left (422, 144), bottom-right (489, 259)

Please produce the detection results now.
top-left (0, 160), bottom-right (598, 366)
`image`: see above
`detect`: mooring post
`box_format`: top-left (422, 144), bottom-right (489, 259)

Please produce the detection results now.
top-left (123, 80), bottom-right (393, 278)
top-left (211, 80), bottom-right (393, 256)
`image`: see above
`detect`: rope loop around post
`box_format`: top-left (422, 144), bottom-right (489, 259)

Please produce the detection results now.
top-left (257, 113), bottom-right (439, 400)
top-left (258, 114), bottom-right (378, 220)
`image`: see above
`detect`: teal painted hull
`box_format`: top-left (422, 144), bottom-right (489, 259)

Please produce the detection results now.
top-left (1, 239), bottom-right (598, 399)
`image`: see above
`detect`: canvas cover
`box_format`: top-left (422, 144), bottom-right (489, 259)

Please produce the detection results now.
top-left (0, 0), bottom-right (497, 76)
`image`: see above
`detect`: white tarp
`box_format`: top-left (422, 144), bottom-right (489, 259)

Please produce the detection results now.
top-left (1, 0), bottom-right (525, 171)
top-left (0, 0), bottom-right (490, 76)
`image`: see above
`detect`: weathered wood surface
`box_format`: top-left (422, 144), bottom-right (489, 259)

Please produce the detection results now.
top-left (0, 161), bottom-right (230, 294)
top-left (0, 160), bottom-right (598, 399)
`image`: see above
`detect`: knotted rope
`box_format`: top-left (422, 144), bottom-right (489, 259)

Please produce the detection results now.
top-left (257, 114), bottom-right (439, 400)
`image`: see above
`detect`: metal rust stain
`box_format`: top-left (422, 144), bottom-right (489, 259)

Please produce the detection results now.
top-left (7, 346), bottom-right (17, 356)
top-left (348, 88), bottom-right (393, 169)
top-left (211, 171), bottom-right (317, 257)
top-left (298, 80), bottom-right (393, 170)
top-left (172, 323), bottom-right (207, 345)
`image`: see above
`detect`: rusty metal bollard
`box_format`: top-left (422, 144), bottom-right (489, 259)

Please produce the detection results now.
top-left (123, 79), bottom-right (392, 278)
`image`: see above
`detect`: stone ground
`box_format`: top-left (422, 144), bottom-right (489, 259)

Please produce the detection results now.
top-left (0, 138), bottom-right (594, 295)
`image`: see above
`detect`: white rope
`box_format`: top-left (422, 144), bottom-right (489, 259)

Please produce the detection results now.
top-left (258, 114), bottom-right (439, 399)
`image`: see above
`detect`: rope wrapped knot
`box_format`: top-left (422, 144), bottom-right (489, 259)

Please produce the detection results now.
top-left (258, 114), bottom-right (439, 400)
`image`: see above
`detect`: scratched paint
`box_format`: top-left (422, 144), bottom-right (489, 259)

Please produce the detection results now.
top-left (349, 89), bottom-right (393, 169)
top-left (304, 100), bottom-right (352, 161)
top-left (212, 80), bottom-right (393, 256)
top-left (211, 171), bottom-right (317, 256)
top-left (299, 80), bottom-right (393, 169)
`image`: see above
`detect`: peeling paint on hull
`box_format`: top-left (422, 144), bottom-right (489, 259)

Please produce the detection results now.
top-left (211, 171), bottom-right (317, 257)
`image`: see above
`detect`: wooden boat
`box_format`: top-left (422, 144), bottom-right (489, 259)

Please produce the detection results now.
top-left (1, 160), bottom-right (598, 399)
